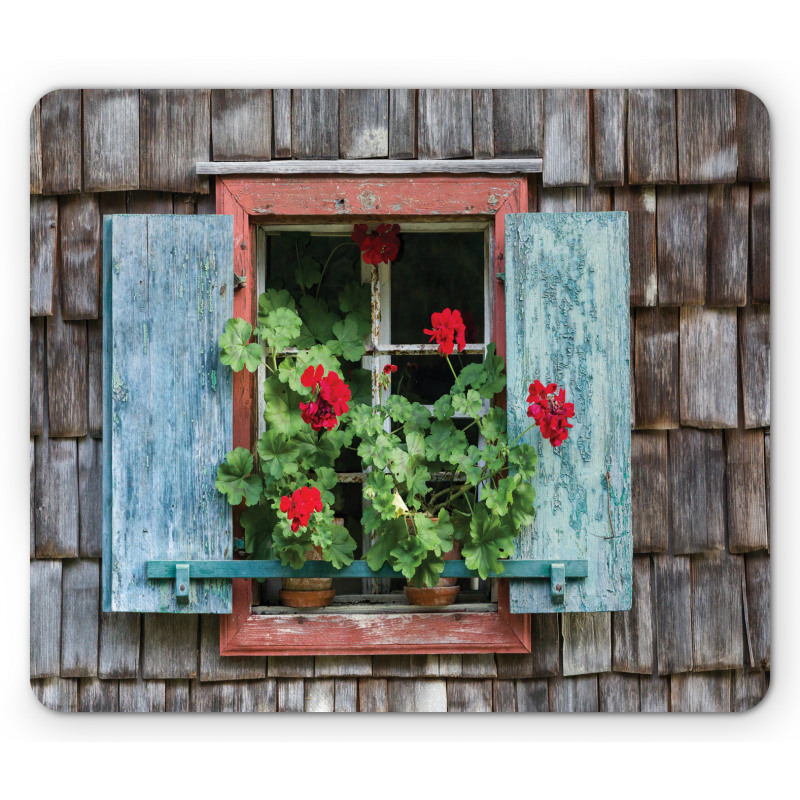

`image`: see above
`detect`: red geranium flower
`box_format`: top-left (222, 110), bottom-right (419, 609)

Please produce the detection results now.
top-left (526, 380), bottom-right (575, 447)
top-left (352, 223), bottom-right (401, 265)
top-left (299, 367), bottom-right (352, 431)
top-left (382, 364), bottom-right (397, 374)
top-left (424, 308), bottom-right (467, 356)
top-left (280, 486), bottom-right (323, 532)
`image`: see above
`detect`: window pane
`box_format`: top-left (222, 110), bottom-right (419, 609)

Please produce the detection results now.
top-left (390, 232), bottom-right (485, 344)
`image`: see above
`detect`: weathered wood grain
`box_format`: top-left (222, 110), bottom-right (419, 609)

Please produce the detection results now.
top-left (639, 675), bottom-right (670, 711)
top-left (543, 89), bottom-right (590, 187)
top-left (707, 184), bottom-right (749, 306)
top-left (302, 678), bottom-right (334, 712)
top-left (211, 90), bottom-right (272, 161)
top-left (680, 307), bottom-right (738, 428)
top-left (669, 428), bottom-right (725, 553)
top-left (60, 559), bottom-right (100, 677)
top-left (30, 317), bottom-right (45, 436)
top-left (539, 186), bottom-right (577, 214)
top-left (653, 554), bottom-right (692, 674)
top-left (631, 432), bottom-right (669, 552)
top-left (492, 680), bottom-right (516, 712)
top-left (277, 678), bottom-right (305, 712)
top-left (691, 552), bottom-right (745, 670)
top-left (592, 89), bottom-right (626, 186)
top-left (677, 90), bottom-right (737, 184)
top-left (87, 319), bottom-right (102, 438)
top-left (191, 680), bottom-right (276, 712)
top-left (128, 190), bottom-right (173, 215)
top-left (119, 679), bottom-right (166, 712)
top-left (30, 195), bottom-right (58, 316)
top-left (744, 551), bottom-right (770, 670)
top-left (59, 193), bottom-right (101, 319)
top-left (315, 655), bottom-right (372, 677)
top-left (472, 89), bottom-right (494, 158)
top-left (612, 556), bottom-right (654, 673)
top-left (599, 672), bottom-right (640, 712)
top-left (739, 304), bottom-right (770, 428)
top-left (339, 90), bottom-right (388, 159)
top-left (627, 90), bottom-right (677, 185)
top-left (272, 89), bottom-right (292, 158)
top-left (140, 90), bottom-right (210, 193)
top-left (575, 179), bottom-right (612, 213)
top-left (490, 616), bottom-right (562, 679)
top-left (439, 654), bottom-right (497, 678)
top-left (732, 669), bottom-right (768, 712)
top-left (736, 90), bottom-right (770, 182)
top-left (493, 89), bottom-right (543, 158)
top-left (200, 158), bottom-right (541, 175)
top-left (634, 308), bottom-right (680, 429)
top-left (387, 679), bottom-right (447, 712)
top-left (614, 185), bottom-right (657, 306)
top-left (103, 216), bottom-right (233, 612)
top-left (199, 615), bottom-right (265, 681)
top-left (388, 89), bottom-right (415, 159)
top-left (563, 613), bottom-right (611, 676)
top-left (515, 679), bottom-right (549, 711)
top-left (371, 654), bottom-right (439, 678)
top-left (670, 671), bottom-right (731, 712)
top-left (749, 183), bottom-right (770, 303)
top-left (83, 89), bottom-right (139, 191)
top-left (32, 678), bottom-right (78, 712)
top-left (141, 615), bottom-right (198, 679)
top-left (30, 439), bottom-right (35, 559)
top-left (765, 432), bottom-right (770, 542)
top-left (358, 678), bottom-right (388, 712)
top-left (165, 680), bottom-right (191, 712)
top-left (30, 559), bottom-right (62, 677)
top-left (548, 676), bottom-right (598, 712)
top-left (267, 656), bottom-right (315, 678)
top-left (446, 680), bottom-right (493, 712)
top-left (418, 89), bottom-right (472, 159)
top-left (656, 186), bottom-right (707, 306)
top-left (726, 429), bottom-right (768, 553)
top-left (335, 678), bottom-right (358, 712)
top-left (506, 212), bottom-right (632, 613)
top-left (30, 99), bottom-right (43, 194)
top-left (78, 677), bottom-right (119, 711)
top-left (98, 612), bottom-right (140, 678)
top-left (291, 90), bottom-right (338, 159)
top-left (34, 436), bottom-right (79, 558)
top-left (41, 90), bottom-right (82, 194)
top-left (237, 679), bottom-right (277, 711)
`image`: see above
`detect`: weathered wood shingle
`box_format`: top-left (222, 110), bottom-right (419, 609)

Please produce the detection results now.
top-left (707, 183), bottom-right (749, 307)
top-left (614, 185), bottom-right (657, 306)
top-left (627, 90), bottom-right (677, 185)
top-left (677, 90), bottom-right (737, 184)
top-left (41, 90), bottom-right (82, 194)
top-left (592, 89), bottom-right (626, 186)
top-left (387, 679), bottom-right (447, 712)
top-left (492, 89), bottom-right (543, 158)
top-left (292, 89), bottom-right (338, 159)
top-left (79, 677), bottom-right (119, 711)
top-left (30, 560), bottom-right (62, 678)
top-left (543, 89), bottom-right (590, 187)
top-left (87, 319), bottom-right (103, 438)
top-left (744, 551), bottom-right (770, 670)
top-left (34, 436), bottom-right (79, 558)
top-left (272, 89), bottom-right (292, 158)
top-left (634, 308), bottom-right (680, 429)
top-left (60, 559), bottom-right (100, 677)
top-left (726, 429), bottom-right (768, 553)
top-left (495, 615), bottom-right (560, 679)
top-left (141, 615), bottom-right (199, 679)
top-left (612, 556), bottom-right (654, 673)
top-left (653, 554), bottom-right (692, 674)
top-left (562, 613), bottom-right (611, 676)
top-left (98, 612), bottom-right (140, 679)
top-left (32, 677), bottom-right (78, 712)
top-left (471, 89), bottom-right (493, 159)
top-left (30, 318), bottom-right (45, 436)
top-left (338, 90), bottom-right (388, 159)
top-left (418, 89), bottom-right (472, 159)
top-left (58, 193), bottom-right (101, 319)
top-left (446, 680), bottom-right (492, 712)
top-left (199, 616), bottom-right (266, 681)
top-left (358, 678), bottom-right (388, 712)
top-left (599, 672), bottom-right (640, 712)
top-left (77, 436), bottom-right (102, 557)
top-left (30, 100), bottom-right (43, 194)
top-left (670, 671), bottom-right (731, 712)
top-left (739, 304), bottom-right (770, 428)
top-left (211, 89), bottom-right (272, 161)
top-left (548, 676), bottom-right (598, 712)
top-left (83, 89), bottom-right (139, 192)
top-left (631, 432), bottom-right (669, 552)
top-left (119, 680), bottom-right (166, 712)
top-left (749, 183), bottom-right (770, 303)
top-left (736, 90), bottom-right (770, 182)
top-left (30, 195), bottom-right (58, 316)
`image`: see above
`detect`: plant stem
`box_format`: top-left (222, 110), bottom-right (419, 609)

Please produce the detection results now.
top-left (508, 421), bottom-right (539, 449)
top-left (429, 473), bottom-right (491, 513)
top-left (315, 242), bottom-right (357, 299)
top-left (445, 354), bottom-right (462, 390)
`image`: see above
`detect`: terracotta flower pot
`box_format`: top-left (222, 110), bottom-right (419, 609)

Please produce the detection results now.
top-left (404, 520), bottom-right (462, 607)
top-left (280, 519), bottom-right (344, 609)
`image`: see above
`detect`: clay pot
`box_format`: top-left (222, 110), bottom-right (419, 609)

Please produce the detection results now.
top-left (404, 522), bottom-right (462, 607)
top-left (280, 520), bottom-right (343, 609)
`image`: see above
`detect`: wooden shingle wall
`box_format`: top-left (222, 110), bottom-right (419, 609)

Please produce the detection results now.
top-left (30, 89), bottom-right (769, 712)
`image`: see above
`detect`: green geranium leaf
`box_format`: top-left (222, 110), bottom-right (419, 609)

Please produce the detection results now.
top-left (240, 503), bottom-right (274, 561)
top-left (408, 551), bottom-right (446, 588)
top-left (508, 442), bottom-right (538, 480)
top-left (405, 431), bottom-right (426, 462)
top-left (330, 315), bottom-right (367, 362)
top-left (322, 523), bottom-right (358, 569)
top-left (218, 318), bottom-right (262, 373)
top-left (263, 373), bottom-right (303, 437)
top-left (452, 388), bottom-right (483, 418)
top-left (256, 430), bottom-right (300, 481)
top-left (483, 474), bottom-right (520, 515)
top-left (358, 433), bottom-right (397, 471)
top-left (339, 281), bottom-right (371, 315)
top-left (262, 307), bottom-right (302, 352)
top-left (348, 403), bottom-right (384, 438)
top-left (384, 395), bottom-right (413, 424)
top-left (299, 295), bottom-right (338, 344)
top-left (296, 255), bottom-right (323, 290)
top-left (272, 527), bottom-right (313, 569)
top-left (426, 420), bottom-right (468, 463)
top-left (455, 361), bottom-right (488, 392)
top-left (461, 505), bottom-right (516, 580)
top-left (479, 343), bottom-right (506, 398)
top-left (402, 403), bottom-right (432, 436)
top-left (405, 465), bottom-right (431, 507)
top-left (365, 517), bottom-right (406, 571)
top-left (432, 394), bottom-right (454, 421)
top-left (413, 510), bottom-right (454, 556)
top-left (324, 425), bottom-right (355, 452)
top-left (389, 535), bottom-right (429, 581)
top-left (507, 480), bottom-right (536, 530)
top-left (215, 447), bottom-right (262, 506)
top-left (257, 289), bottom-right (296, 327)
top-left (452, 445), bottom-right (486, 485)
top-left (478, 407), bottom-right (507, 443)
top-left (347, 368), bottom-right (372, 406)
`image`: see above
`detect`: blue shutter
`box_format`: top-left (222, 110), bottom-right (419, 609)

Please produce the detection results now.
top-left (102, 215), bottom-right (234, 613)
top-left (505, 213), bottom-right (632, 613)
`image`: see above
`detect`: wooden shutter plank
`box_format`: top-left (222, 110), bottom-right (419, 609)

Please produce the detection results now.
top-left (562, 612), bottom-right (611, 676)
top-left (30, 195), bottom-right (58, 317)
top-left (543, 89), bottom-right (590, 187)
top-left (446, 680), bottom-right (492, 712)
top-left (614, 185), bottom-right (657, 306)
top-left (657, 185), bottom-right (707, 306)
top-left (707, 183), bottom-right (749, 306)
top-left (211, 89), bottom-right (272, 161)
top-left (418, 89), bottom-right (472, 159)
top-left (472, 89), bottom-right (494, 158)
top-left (98, 612), bottom-right (140, 678)
top-left (30, 560), bottom-right (62, 678)
top-left (61, 559), bottom-right (100, 677)
top-left (677, 90), bottom-right (737, 184)
top-left (548, 675), bottom-right (598, 712)
top-left (339, 89), bottom-right (388, 159)
top-left (669, 428), bottom-right (725, 553)
top-left (726, 429), bottom-right (768, 553)
top-left (140, 90), bottom-right (210, 193)
top-left (87, 318), bottom-right (103, 438)
top-left (739, 304), bottom-right (770, 429)
top-left (670, 671), bottom-right (731, 712)
top-left (744, 550), bottom-right (770, 670)
top-left (639, 675), bottom-right (670, 711)
top-left (388, 89), bottom-right (415, 159)
top-left (34, 436), bottom-right (79, 558)
top-left (634, 308), bottom-right (680, 429)
top-left (612, 555), bottom-right (655, 673)
top-left (78, 677), bottom-right (119, 711)
top-left (749, 183), bottom-right (770, 303)
top-left (31, 100), bottom-right (43, 194)
top-left (653, 554), bottom-right (692, 674)
top-left (103, 215), bottom-right (233, 613)
top-left (292, 89), bottom-right (338, 159)
top-left (41, 89), bottom-right (82, 194)
top-left (83, 89), bottom-right (140, 192)
top-left (631, 432), bottom-right (669, 553)
top-left (78, 436), bottom-right (103, 558)
top-left (506, 212), bottom-right (631, 613)
top-left (118, 679), bottom-right (166, 712)
top-left (59, 193), bottom-right (101, 319)
top-left (273, 89), bottom-right (292, 158)
top-left (592, 89), bottom-right (626, 186)
top-left (599, 673), bottom-right (640, 712)
top-left (627, 90), bottom-right (677, 185)
top-left (736, 90), bottom-right (770, 182)
top-left (199, 615), bottom-right (265, 681)
top-left (495, 614), bottom-right (560, 679)
top-left (680, 307), bottom-right (738, 428)
top-left (30, 317), bottom-right (45, 436)
top-left (32, 678), bottom-right (78, 712)
top-left (492, 89), bottom-right (543, 158)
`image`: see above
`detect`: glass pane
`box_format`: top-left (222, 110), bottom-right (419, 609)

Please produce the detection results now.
top-left (390, 231), bottom-right (485, 344)
top-left (390, 354), bottom-right (482, 405)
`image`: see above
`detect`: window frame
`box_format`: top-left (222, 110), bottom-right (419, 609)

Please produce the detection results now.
top-left (217, 173), bottom-right (531, 656)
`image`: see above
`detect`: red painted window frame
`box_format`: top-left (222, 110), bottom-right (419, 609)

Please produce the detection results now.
top-left (217, 173), bottom-right (531, 656)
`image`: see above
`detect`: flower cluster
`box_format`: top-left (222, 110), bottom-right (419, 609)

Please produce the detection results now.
top-left (352, 223), bottom-right (401, 265)
top-left (424, 308), bottom-right (467, 356)
top-left (526, 380), bottom-right (575, 447)
top-left (299, 365), bottom-right (352, 431)
top-left (280, 486), bottom-right (323, 532)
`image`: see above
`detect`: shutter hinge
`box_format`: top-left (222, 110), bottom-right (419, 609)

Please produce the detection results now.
top-left (495, 272), bottom-right (505, 282)
top-left (175, 564), bottom-right (190, 605)
top-left (550, 562), bottom-right (566, 605)
top-left (234, 273), bottom-right (247, 289)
